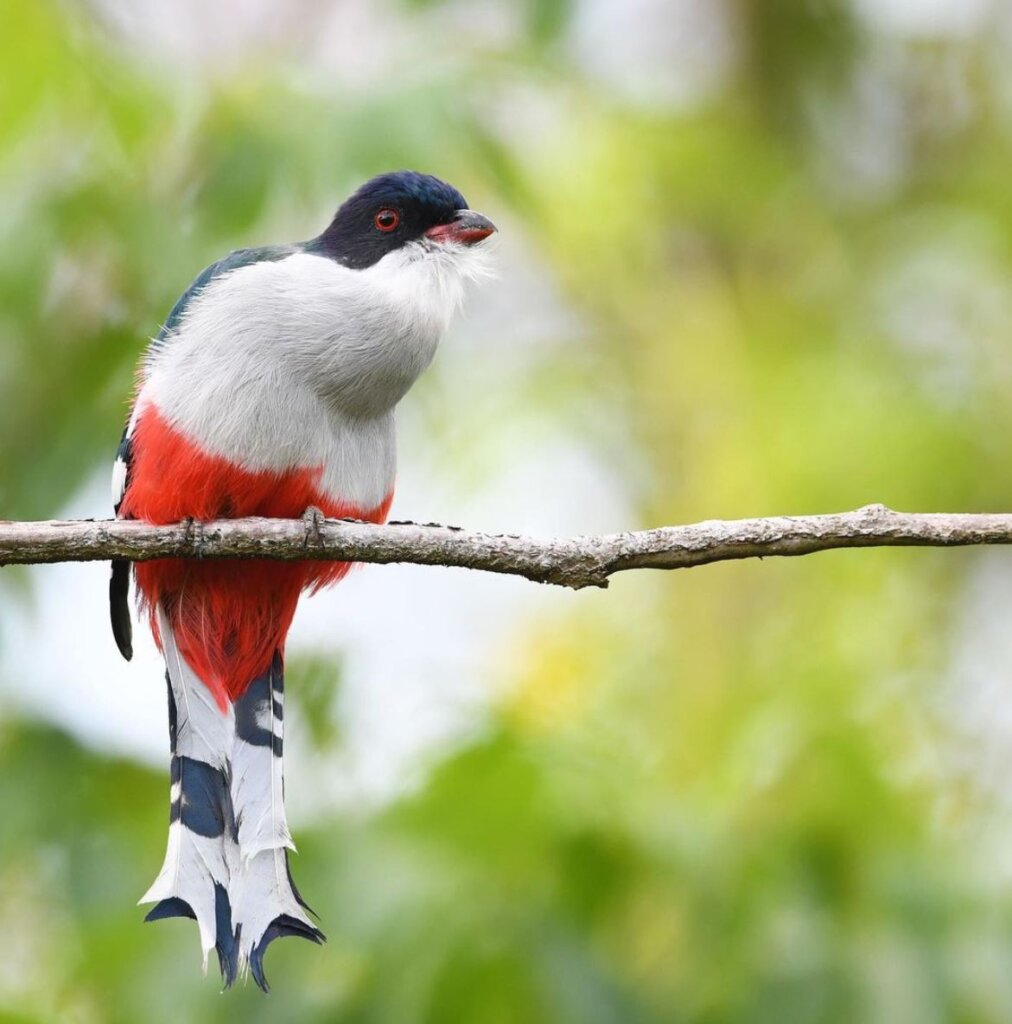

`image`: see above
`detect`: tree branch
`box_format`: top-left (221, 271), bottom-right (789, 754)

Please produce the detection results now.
top-left (2, 504), bottom-right (1012, 589)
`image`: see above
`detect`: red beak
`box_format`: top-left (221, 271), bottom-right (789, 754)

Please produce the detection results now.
top-left (425, 209), bottom-right (497, 246)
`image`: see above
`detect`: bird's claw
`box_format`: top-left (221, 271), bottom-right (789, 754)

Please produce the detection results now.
top-left (302, 506), bottom-right (326, 548)
top-left (182, 516), bottom-right (205, 557)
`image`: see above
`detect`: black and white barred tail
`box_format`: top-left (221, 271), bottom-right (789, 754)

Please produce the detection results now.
top-left (141, 609), bottom-right (323, 991)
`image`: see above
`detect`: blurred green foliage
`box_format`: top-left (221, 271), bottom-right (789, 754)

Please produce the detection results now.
top-left (2, 0), bottom-right (1012, 1021)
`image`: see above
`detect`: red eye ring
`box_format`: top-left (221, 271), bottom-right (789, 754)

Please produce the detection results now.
top-left (374, 208), bottom-right (400, 232)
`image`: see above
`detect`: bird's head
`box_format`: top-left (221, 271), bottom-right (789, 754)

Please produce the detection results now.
top-left (311, 170), bottom-right (496, 272)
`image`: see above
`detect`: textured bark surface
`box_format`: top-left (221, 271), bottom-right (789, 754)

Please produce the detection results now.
top-left (3, 505), bottom-right (1012, 589)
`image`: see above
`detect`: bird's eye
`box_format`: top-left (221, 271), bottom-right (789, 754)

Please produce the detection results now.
top-left (374, 208), bottom-right (400, 232)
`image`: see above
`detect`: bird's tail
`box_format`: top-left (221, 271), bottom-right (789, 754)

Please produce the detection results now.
top-left (141, 607), bottom-right (323, 991)
top-left (230, 650), bottom-right (323, 989)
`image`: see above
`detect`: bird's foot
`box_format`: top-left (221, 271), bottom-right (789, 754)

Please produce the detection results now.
top-left (302, 506), bottom-right (326, 549)
top-left (181, 516), bottom-right (206, 557)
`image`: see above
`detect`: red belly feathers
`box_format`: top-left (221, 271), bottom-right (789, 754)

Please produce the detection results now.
top-left (119, 405), bottom-right (392, 708)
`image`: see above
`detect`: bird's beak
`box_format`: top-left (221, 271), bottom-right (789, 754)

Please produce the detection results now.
top-left (425, 210), bottom-right (497, 246)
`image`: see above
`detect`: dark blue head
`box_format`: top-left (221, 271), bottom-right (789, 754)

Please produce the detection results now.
top-left (310, 171), bottom-right (496, 269)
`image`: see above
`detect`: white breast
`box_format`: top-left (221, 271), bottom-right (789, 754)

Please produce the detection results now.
top-left (142, 247), bottom-right (465, 509)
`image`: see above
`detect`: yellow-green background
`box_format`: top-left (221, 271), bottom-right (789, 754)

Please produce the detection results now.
top-left (1, 1), bottom-right (1012, 1021)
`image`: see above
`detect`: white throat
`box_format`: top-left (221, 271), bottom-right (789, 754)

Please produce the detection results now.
top-left (294, 240), bottom-right (488, 418)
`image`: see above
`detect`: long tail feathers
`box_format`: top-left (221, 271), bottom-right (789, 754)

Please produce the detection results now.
top-left (141, 609), bottom-right (322, 991)
top-left (231, 654), bottom-right (323, 990)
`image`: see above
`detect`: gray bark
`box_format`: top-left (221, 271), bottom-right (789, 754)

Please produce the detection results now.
top-left (2, 504), bottom-right (1011, 589)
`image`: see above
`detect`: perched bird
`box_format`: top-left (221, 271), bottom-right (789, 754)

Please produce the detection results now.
top-left (110, 171), bottom-right (495, 990)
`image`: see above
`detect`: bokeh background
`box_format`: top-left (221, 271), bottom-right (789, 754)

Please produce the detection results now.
top-left (1, 0), bottom-right (1012, 1021)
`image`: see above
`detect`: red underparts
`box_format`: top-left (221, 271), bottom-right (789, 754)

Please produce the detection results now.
top-left (119, 405), bottom-right (392, 708)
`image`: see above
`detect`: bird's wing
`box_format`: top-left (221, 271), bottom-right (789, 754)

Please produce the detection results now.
top-left (110, 419), bottom-right (135, 660)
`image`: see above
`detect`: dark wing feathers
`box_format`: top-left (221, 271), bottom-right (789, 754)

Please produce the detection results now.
top-left (110, 426), bottom-right (134, 661)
